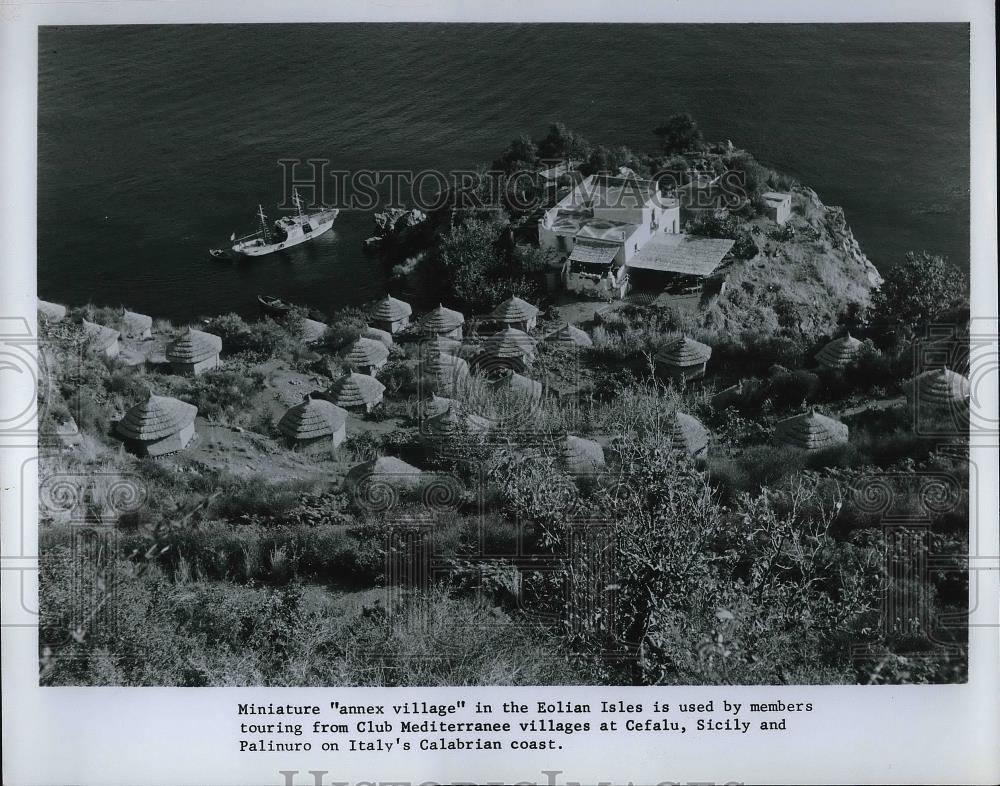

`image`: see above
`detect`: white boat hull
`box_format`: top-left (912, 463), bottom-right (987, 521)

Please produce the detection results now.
top-left (233, 211), bottom-right (338, 257)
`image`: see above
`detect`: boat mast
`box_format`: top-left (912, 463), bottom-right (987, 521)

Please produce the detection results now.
top-left (292, 188), bottom-right (305, 219)
top-left (257, 204), bottom-right (271, 243)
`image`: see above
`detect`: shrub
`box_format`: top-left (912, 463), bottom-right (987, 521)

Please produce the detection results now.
top-left (177, 368), bottom-right (263, 426)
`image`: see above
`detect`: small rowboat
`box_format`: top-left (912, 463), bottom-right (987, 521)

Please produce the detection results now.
top-left (258, 295), bottom-right (292, 316)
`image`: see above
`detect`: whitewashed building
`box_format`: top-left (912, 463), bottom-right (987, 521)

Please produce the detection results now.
top-left (538, 174), bottom-right (683, 298)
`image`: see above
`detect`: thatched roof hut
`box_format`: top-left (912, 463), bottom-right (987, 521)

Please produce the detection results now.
top-left (300, 317), bottom-right (329, 345)
top-left (654, 335), bottom-right (712, 381)
top-left (904, 368), bottom-right (970, 415)
top-left (774, 410), bottom-right (849, 450)
top-left (370, 295), bottom-right (413, 334)
top-left (82, 319), bottom-right (120, 358)
top-left (494, 370), bottom-right (543, 402)
top-left (546, 322), bottom-right (593, 348)
top-left (342, 336), bottom-right (390, 375)
top-left (418, 304), bottom-right (465, 339)
top-left (423, 405), bottom-right (491, 439)
top-left (562, 434), bottom-right (606, 474)
top-left (816, 332), bottom-right (863, 370)
top-left (116, 391), bottom-right (197, 456)
top-left (37, 298), bottom-right (67, 322)
top-left (421, 394), bottom-right (457, 420)
top-left (120, 308), bottom-right (153, 340)
top-left (491, 295), bottom-right (539, 331)
top-left (363, 325), bottom-right (393, 347)
top-left (327, 372), bottom-right (385, 412)
top-left (665, 411), bottom-right (710, 457)
top-left (344, 455), bottom-right (425, 501)
top-left (483, 327), bottom-right (536, 359)
top-left (421, 335), bottom-right (462, 358)
top-left (278, 394), bottom-right (348, 449)
top-left (419, 351), bottom-right (470, 396)
top-left (167, 328), bottom-right (222, 375)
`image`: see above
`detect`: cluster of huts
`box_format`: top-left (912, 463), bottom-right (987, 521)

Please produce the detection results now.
top-left (38, 290), bottom-right (973, 486)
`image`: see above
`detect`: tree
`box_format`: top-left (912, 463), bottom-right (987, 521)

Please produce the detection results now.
top-left (537, 122), bottom-right (592, 161)
top-left (870, 251), bottom-right (969, 330)
top-left (653, 113), bottom-right (704, 154)
top-left (493, 134), bottom-right (539, 174)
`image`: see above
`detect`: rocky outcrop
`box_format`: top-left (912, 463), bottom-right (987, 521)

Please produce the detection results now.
top-left (798, 187), bottom-right (883, 287)
top-left (373, 207), bottom-right (427, 238)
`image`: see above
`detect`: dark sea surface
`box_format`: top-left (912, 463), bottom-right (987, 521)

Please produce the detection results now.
top-left (38, 23), bottom-right (970, 323)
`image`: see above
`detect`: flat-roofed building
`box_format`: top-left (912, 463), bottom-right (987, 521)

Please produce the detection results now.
top-left (762, 191), bottom-right (792, 225)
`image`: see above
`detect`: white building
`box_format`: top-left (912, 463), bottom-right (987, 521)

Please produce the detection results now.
top-left (538, 174), bottom-right (682, 298)
top-left (762, 192), bottom-right (792, 225)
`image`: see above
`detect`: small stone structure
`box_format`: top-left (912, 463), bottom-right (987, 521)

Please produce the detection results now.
top-left (762, 191), bottom-right (792, 225)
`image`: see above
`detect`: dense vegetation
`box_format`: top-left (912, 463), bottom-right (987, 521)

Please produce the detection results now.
top-left (38, 124), bottom-right (970, 687)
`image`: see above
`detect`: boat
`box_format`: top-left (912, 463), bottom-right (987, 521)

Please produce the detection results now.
top-left (231, 188), bottom-right (339, 257)
top-left (258, 295), bottom-right (292, 316)
top-left (208, 248), bottom-right (229, 260)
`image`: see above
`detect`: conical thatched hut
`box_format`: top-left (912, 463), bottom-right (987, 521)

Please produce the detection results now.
top-left (774, 410), bottom-right (849, 450)
top-left (664, 411), bottom-right (710, 458)
top-left (419, 352), bottom-right (471, 396)
top-left (82, 319), bottom-right (120, 359)
top-left (546, 322), bottom-right (593, 348)
top-left (370, 295), bottom-right (413, 334)
top-left (903, 368), bottom-right (970, 425)
top-left (418, 304), bottom-right (465, 339)
top-left (167, 328), bottom-right (222, 375)
top-left (277, 394), bottom-right (348, 450)
top-left (491, 295), bottom-right (539, 332)
top-left (493, 369), bottom-right (543, 403)
top-left (421, 334), bottom-right (462, 358)
top-left (37, 298), bottom-right (67, 322)
top-left (120, 308), bottom-right (153, 340)
top-left (484, 327), bottom-right (536, 357)
top-left (562, 434), bottom-right (606, 474)
top-left (342, 336), bottom-right (390, 375)
top-left (363, 325), bottom-right (393, 348)
top-left (344, 455), bottom-right (425, 500)
top-left (654, 336), bottom-right (712, 382)
top-left (116, 392), bottom-right (197, 457)
top-left (816, 332), bottom-right (863, 370)
top-left (421, 393), bottom-right (457, 420)
top-left (327, 372), bottom-right (385, 412)
top-left (423, 405), bottom-right (491, 441)
top-left (300, 317), bottom-right (329, 345)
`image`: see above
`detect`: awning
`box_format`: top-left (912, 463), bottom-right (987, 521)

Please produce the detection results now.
top-left (627, 235), bottom-right (734, 276)
top-left (569, 239), bottom-right (619, 266)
